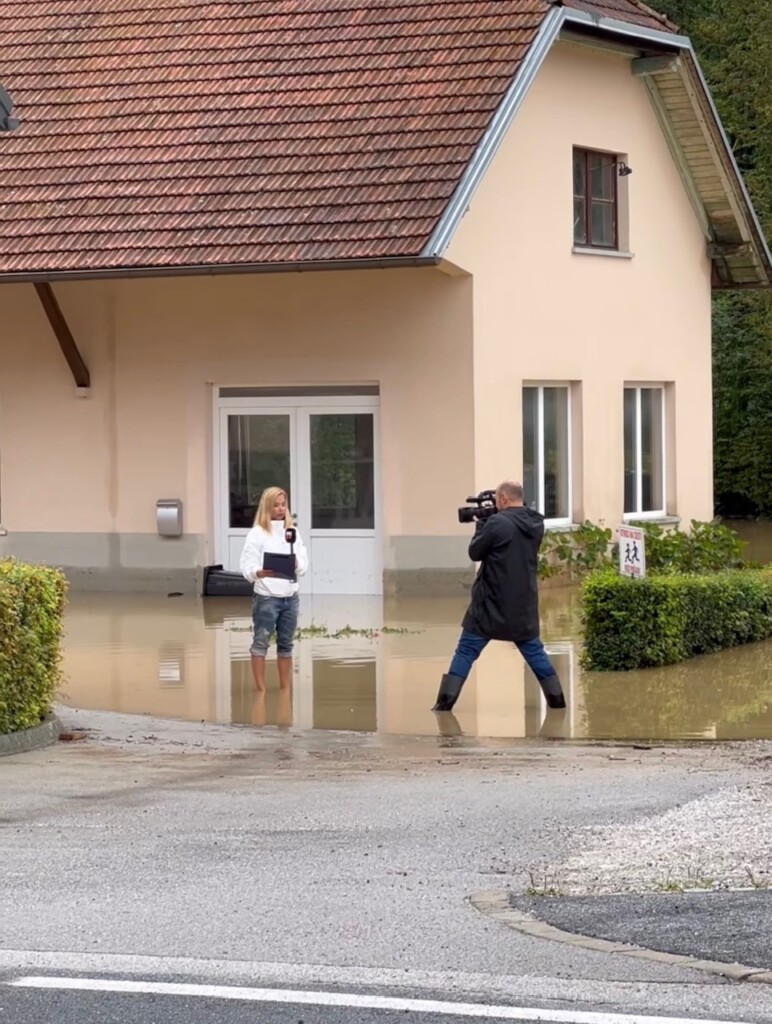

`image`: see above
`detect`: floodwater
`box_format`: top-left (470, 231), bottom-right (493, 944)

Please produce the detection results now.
top-left (59, 582), bottom-right (772, 743)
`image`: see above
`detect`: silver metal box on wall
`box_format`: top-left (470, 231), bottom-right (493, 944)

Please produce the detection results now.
top-left (156, 499), bottom-right (183, 538)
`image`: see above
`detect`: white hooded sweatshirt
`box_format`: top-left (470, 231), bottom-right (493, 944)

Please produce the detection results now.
top-left (239, 521), bottom-right (309, 598)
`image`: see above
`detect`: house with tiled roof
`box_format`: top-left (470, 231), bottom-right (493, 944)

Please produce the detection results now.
top-left (0, 0), bottom-right (769, 596)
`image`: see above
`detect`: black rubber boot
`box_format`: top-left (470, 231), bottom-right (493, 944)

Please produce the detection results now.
top-left (539, 673), bottom-right (566, 710)
top-left (432, 673), bottom-right (466, 712)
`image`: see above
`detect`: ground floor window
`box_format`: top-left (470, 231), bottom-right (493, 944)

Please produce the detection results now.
top-left (624, 386), bottom-right (665, 516)
top-left (523, 385), bottom-right (571, 525)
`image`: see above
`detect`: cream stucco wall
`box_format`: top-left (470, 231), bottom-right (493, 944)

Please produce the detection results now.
top-left (445, 39), bottom-right (714, 526)
top-left (0, 268), bottom-right (474, 587)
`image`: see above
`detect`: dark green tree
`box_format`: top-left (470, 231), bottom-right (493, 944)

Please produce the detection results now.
top-left (656, 0), bottom-right (772, 516)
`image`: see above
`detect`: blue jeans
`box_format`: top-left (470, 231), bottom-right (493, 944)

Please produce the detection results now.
top-left (250, 594), bottom-right (299, 658)
top-left (448, 629), bottom-right (555, 682)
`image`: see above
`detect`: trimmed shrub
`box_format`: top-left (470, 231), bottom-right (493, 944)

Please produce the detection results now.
top-left (581, 567), bottom-right (772, 671)
top-left (0, 560), bottom-right (67, 734)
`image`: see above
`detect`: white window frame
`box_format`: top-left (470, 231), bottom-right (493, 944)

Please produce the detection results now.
top-left (523, 384), bottom-right (572, 529)
top-left (623, 385), bottom-right (666, 520)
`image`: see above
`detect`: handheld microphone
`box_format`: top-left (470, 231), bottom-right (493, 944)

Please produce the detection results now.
top-left (285, 527), bottom-right (298, 582)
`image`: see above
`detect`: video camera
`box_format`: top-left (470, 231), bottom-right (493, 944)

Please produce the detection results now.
top-left (458, 489), bottom-right (497, 524)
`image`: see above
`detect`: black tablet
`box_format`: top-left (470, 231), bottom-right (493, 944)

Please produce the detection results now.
top-left (263, 552), bottom-right (296, 580)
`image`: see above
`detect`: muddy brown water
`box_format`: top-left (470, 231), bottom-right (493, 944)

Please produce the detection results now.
top-left (60, 574), bottom-right (772, 742)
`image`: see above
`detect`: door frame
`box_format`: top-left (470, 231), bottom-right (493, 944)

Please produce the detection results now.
top-left (213, 391), bottom-right (382, 588)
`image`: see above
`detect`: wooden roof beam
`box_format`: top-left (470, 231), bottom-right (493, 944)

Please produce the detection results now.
top-left (34, 283), bottom-right (91, 389)
top-left (632, 55), bottom-right (681, 76)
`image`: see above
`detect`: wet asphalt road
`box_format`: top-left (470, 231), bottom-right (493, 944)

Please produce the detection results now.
top-left (512, 892), bottom-right (772, 972)
top-left (0, 982), bottom-right (762, 1024)
top-left (4, 987), bottom-right (491, 1024)
top-left (4, 729), bottom-right (772, 1024)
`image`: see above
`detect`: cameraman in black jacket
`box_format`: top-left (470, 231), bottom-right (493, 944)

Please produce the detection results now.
top-left (432, 480), bottom-right (566, 713)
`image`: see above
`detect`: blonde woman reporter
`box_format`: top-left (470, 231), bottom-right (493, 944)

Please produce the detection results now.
top-left (239, 486), bottom-right (309, 692)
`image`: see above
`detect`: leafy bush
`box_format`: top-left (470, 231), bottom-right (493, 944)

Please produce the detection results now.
top-left (626, 519), bottom-right (747, 574)
top-left (0, 560), bottom-right (67, 734)
top-left (538, 518), bottom-right (747, 582)
top-left (581, 567), bottom-right (772, 671)
top-left (538, 521), bottom-right (613, 580)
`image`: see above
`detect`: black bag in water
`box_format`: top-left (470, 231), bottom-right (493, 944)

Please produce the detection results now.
top-left (202, 564), bottom-right (254, 598)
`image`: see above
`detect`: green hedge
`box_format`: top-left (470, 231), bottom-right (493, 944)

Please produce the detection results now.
top-left (581, 567), bottom-right (772, 671)
top-left (0, 560), bottom-right (67, 735)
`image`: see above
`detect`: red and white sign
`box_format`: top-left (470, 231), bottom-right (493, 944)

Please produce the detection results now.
top-left (618, 525), bottom-right (646, 578)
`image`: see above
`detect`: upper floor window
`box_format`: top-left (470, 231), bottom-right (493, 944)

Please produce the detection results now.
top-left (624, 386), bottom-right (665, 517)
top-left (523, 385), bottom-right (571, 526)
top-left (573, 148), bottom-right (617, 250)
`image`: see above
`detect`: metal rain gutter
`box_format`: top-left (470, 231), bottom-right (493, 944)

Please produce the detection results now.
top-left (0, 255), bottom-right (441, 286)
top-left (559, 8), bottom-right (690, 50)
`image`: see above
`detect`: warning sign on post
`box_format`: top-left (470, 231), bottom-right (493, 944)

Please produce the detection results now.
top-left (618, 525), bottom-right (646, 578)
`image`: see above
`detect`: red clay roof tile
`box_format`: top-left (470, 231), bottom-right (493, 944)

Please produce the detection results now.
top-left (563, 0), bottom-right (676, 31)
top-left (0, 0), bottom-right (673, 277)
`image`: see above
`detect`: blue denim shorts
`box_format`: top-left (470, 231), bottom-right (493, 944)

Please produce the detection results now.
top-left (250, 594), bottom-right (299, 657)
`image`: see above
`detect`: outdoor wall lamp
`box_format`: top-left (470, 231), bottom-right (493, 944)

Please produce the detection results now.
top-left (0, 84), bottom-right (20, 131)
top-left (617, 161), bottom-right (633, 177)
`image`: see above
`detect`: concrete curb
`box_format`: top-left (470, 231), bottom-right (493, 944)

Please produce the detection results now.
top-left (468, 890), bottom-right (772, 985)
top-left (0, 714), bottom-right (62, 757)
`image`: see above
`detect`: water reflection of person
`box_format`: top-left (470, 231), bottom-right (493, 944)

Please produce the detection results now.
top-left (250, 691), bottom-right (267, 727)
top-left (276, 686), bottom-right (293, 729)
top-left (239, 487), bottom-right (309, 694)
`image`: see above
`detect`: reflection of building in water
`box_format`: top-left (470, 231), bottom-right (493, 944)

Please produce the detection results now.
top-left (214, 610), bottom-right (581, 737)
top-left (62, 593), bottom-right (581, 739)
top-left (59, 590), bottom-right (772, 740)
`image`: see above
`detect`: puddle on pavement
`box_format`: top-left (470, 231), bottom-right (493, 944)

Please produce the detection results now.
top-left (59, 584), bottom-right (772, 742)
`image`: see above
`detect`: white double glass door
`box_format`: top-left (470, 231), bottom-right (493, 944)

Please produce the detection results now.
top-left (217, 395), bottom-right (381, 595)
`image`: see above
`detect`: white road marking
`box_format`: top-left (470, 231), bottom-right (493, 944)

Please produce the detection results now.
top-left (7, 976), bottom-right (751, 1024)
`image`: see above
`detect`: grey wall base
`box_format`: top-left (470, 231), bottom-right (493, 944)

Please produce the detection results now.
top-left (0, 532), bottom-right (206, 596)
top-left (0, 715), bottom-right (61, 757)
top-left (384, 535), bottom-right (474, 593)
top-left (0, 532), bottom-right (479, 596)
top-left (384, 568), bottom-right (474, 595)
top-left (61, 567), bottom-right (201, 595)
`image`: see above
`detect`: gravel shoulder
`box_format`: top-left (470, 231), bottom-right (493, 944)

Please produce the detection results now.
top-left (522, 782), bottom-right (772, 896)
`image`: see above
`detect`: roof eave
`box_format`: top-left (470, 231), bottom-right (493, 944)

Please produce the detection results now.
top-left (0, 254), bottom-right (441, 286)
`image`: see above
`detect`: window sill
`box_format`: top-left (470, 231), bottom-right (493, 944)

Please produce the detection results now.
top-left (572, 246), bottom-right (634, 260)
top-left (623, 515), bottom-right (681, 527)
top-left (0, 527), bottom-right (7, 537)
top-left (545, 522), bottom-right (581, 533)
